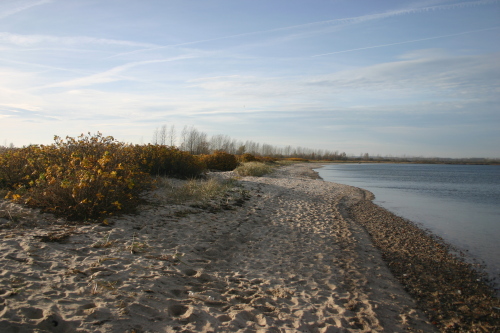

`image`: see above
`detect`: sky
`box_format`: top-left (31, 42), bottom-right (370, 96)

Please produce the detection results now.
top-left (0, 0), bottom-right (499, 158)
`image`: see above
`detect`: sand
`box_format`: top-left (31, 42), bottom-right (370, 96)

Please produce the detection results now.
top-left (0, 163), bottom-right (497, 332)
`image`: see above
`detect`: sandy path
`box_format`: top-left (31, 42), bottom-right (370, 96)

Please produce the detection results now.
top-left (0, 163), bottom-right (436, 332)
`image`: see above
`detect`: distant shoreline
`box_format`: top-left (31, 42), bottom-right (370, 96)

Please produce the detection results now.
top-left (312, 160), bottom-right (500, 165)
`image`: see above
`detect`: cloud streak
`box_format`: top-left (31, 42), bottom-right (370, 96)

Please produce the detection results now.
top-left (312, 27), bottom-right (500, 57)
top-left (108, 0), bottom-right (500, 59)
top-left (0, 0), bottom-right (52, 19)
top-left (35, 55), bottom-right (200, 89)
top-left (0, 32), bottom-right (158, 48)
top-left (0, 57), bottom-right (89, 75)
top-left (189, 52), bottom-right (500, 104)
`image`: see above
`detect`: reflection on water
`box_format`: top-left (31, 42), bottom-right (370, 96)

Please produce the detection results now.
top-left (315, 163), bottom-right (500, 281)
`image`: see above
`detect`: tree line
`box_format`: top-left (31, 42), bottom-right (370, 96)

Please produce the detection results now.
top-left (151, 124), bottom-right (349, 160)
top-left (150, 124), bottom-right (500, 164)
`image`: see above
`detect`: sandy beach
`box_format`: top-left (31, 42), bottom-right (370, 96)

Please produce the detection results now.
top-left (0, 163), bottom-right (498, 332)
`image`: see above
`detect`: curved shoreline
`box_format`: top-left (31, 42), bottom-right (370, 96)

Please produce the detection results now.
top-left (0, 162), bottom-right (497, 332)
top-left (314, 162), bottom-right (500, 286)
top-left (308, 162), bottom-right (500, 331)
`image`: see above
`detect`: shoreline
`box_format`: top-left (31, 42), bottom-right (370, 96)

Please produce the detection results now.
top-left (0, 163), bottom-right (498, 332)
top-left (314, 161), bottom-right (500, 284)
top-left (311, 162), bottom-right (500, 330)
top-left (312, 163), bottom-right (500, 284)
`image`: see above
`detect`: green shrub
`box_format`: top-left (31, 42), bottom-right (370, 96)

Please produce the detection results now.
top-left (200, 151), bottom-right (238, 171)
top-left (234, 162), bottom-right (274, 177)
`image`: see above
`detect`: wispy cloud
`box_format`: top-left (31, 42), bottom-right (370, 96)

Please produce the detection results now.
top-left (308, 52), bottom-right (500, 91)
top-left (312, 27), bottom-right (500, 57)
top-left (0, 0), bottom-right (52, 19)
top-left (189, 52), bottom-right (500, 105)
top-left (35, 55), bottom-right (200, 89)
top-left (0, 103), bottom-right (41, 112)
top-left (0, 57), bottom-right (90, 75)
top-left (108, 0), bottom-right (500, 59)
top-left (0, 32), bottom-right (158, 48)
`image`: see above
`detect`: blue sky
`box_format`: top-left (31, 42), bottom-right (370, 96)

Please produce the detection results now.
top-left (0, 0), bottom-right (499, 158)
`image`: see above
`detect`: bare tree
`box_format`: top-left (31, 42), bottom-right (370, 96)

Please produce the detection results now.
top-left (196, 132), bottom-right (210, 154)
top-left (160, 123), bottom-right (348, 160)
top-left (210, 134), bottom-right (229, 152)
top-left (236, 144), bottom-right (246, 155)
top-left (159, 124), bottom-right (167, 145)
top-left (261, 143), bottom-right (274, 157)
top-left (168, 124), bottom-right (176, 146)
top-left (283, 145), bottom-right (292, 157)
top-left (180, 126), bottom-right (210, 154)
top-left (152, 127), bottom-right (159, 144)
top-left (245, 140), bottom-right (260, 155)
top-left (180, 125), bottom-right (189, 151)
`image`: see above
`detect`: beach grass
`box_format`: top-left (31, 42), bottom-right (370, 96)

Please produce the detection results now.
top-left (234, 162), bottom-right (275, 177)
top-left (153, 177), bottom-right (238, 205)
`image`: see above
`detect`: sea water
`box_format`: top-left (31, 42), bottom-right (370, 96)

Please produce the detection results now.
top-left (314, 163), bottom-right (500, 282)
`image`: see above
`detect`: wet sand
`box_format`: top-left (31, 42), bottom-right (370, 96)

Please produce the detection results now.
top-left (0, 163), bottom-right (498, 332)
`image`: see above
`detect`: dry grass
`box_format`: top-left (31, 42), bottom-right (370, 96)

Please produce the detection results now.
top-left (234, 162), bottom-right (274, 177)
top-left (152, 177), bottom-right (240, 206)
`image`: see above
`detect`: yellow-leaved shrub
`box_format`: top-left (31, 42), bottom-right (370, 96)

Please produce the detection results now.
top-left (200, 151), bottom-right (239, 171)
top-left (131, 144), bottom-right (205, 178)
top-left (2, 133), bottom-right (150, 220)
top-left (0, 133), bottom-right (211, 221)
top-left (238, 153), bottom-right (259, 163)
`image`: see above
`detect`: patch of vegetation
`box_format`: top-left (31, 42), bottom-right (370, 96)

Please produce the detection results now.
top-left (154, 177), bottom-right (239, 206)
top-left (199, 151), bottom-right (239, 171)
top-left (237, 153), bottom-right (259, 163)
top-left (234, 162), bottom-right (275, 177)
top-left (0, 133), bottom-right (151, 221)
top-left (132, 144), bottom-right (205, 179)
top-left (0, 133), bottom-right (208, 221)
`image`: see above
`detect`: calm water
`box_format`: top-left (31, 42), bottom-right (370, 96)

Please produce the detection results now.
top-left (314, 163), bottom-right (500, 282)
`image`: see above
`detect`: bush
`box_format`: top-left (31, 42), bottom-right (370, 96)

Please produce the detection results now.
top-left (285, 157), bottom-right (309, 162)
top-left (200, 151), bottom-right (239, 171)
top-left (0, 133), bottom-right (213, 221)
top-left (238, 153), bottom-right (259, 163)
top-left (0, 146), bottom-right (41, 190)
top-left (260, 156), bottom-right (278, 163)
top-left (131, 144), bottom-right (205, 179)
top-left (234, 162), bottom-right (274, 177)
top-left (3, 133), bottom-right (151, 221)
